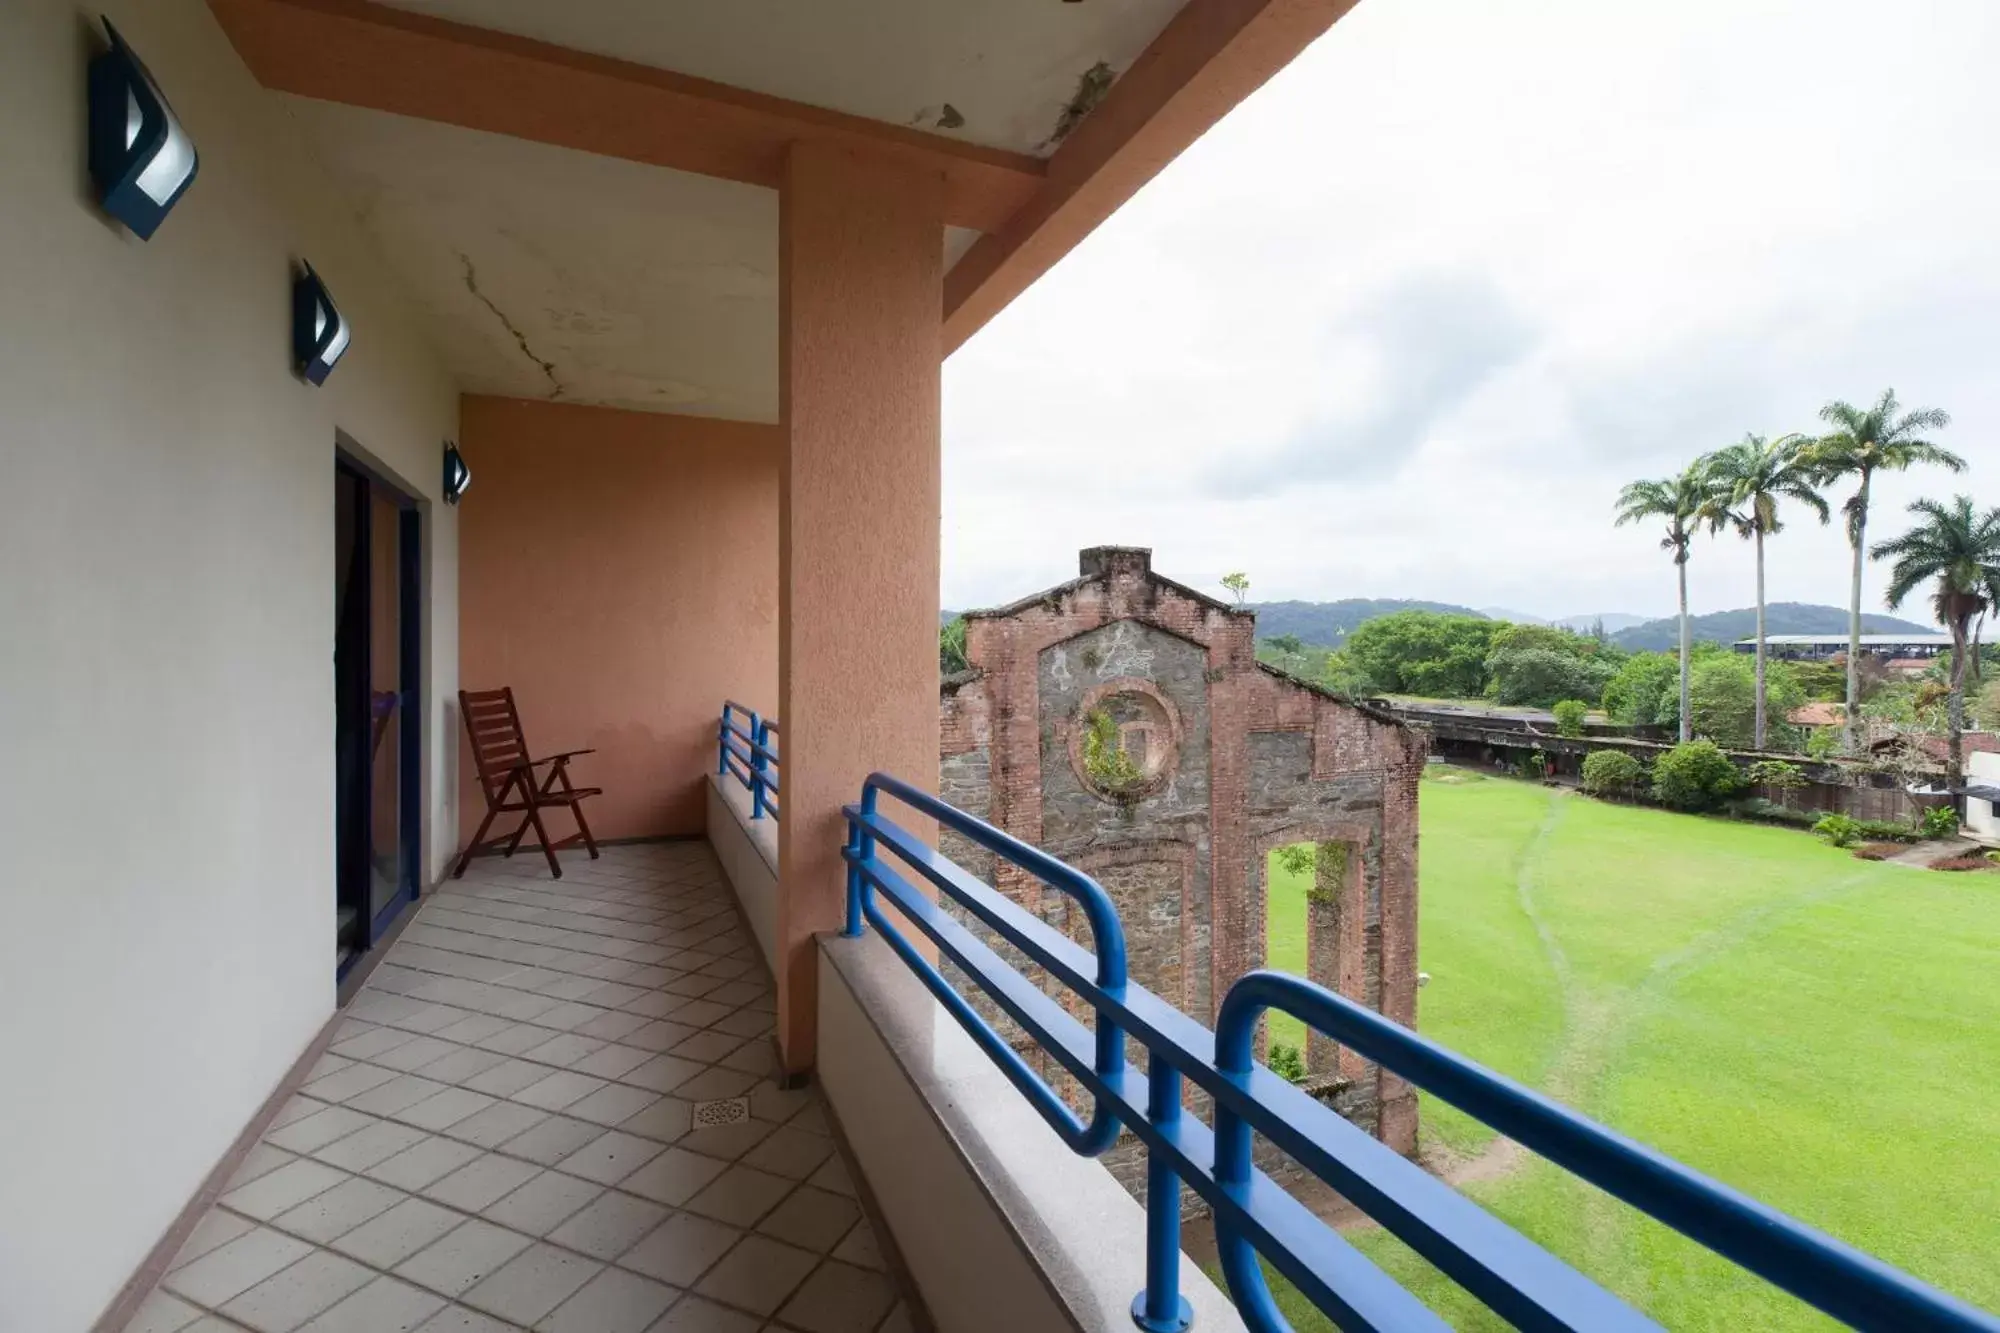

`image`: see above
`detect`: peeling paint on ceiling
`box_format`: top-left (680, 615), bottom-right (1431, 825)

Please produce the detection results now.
top-left (366, 0), bottom-right (1183, 156)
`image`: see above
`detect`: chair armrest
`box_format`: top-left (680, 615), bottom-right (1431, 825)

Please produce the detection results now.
top-left (528, 749), bottom-right (596, 767)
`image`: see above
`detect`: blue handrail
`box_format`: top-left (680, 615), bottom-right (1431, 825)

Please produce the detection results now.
top-left (840, 773), bottom-right (1999, 1333)
top-left (717, 701), bottom-right (780, 821)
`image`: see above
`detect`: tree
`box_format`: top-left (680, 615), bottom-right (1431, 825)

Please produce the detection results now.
top-left (1804, 391), bottom-right (1964, 751)
top-left (1221, 572), bottom-right (1250, 606)
top-left (1684, 654), bottom-right (1803, 750)
top-left (1615, 461), bottom-right (1714, 743)
top-left (1487, 647), bottom-right (1616, 708)
top-left (1697, 434), bottom-right (1828, 749)
top-left (1342, 611), bottom-right (1499, 698)
top-left (1265, 633), bottom-right (1306, 674)
top-left (1552, 699), bottom-right (1589, 737)
top-left (1601, 652), bottom-right (1680, 727)
top-left (1869, 495), bottom-right (2000, 788)
top-left (940, 615), bottom-right (969, 674)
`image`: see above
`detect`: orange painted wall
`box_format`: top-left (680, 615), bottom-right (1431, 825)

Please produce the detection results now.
top-left (458, 395), bottom-right (778, 843)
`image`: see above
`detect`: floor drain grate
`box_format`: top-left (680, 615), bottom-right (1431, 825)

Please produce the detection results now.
top-left (692, 1096), bottom-right (751, 1128)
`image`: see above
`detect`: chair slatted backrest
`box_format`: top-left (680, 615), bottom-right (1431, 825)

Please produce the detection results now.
top-left (462, 688), bottom-right (531, 795)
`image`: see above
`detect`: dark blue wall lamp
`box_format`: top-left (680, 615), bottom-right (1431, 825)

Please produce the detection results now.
top-left (88, 17), bottom-right (200, 239)
top-left (442, 443), bottom-right (471, 505)
top-left (293, 263), bottom-right (351, 385)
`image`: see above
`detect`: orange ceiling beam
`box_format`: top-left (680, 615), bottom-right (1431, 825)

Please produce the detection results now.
top-left (206, 0), bottom-right (1043, 234)
top-left (942, 0), bottom-right (1362, 353)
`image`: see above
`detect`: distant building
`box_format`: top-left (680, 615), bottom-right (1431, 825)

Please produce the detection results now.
top-left (1733, 633), bottom-right (1952, 662)
top-left (1788, 701), bottom-right (1846, 728)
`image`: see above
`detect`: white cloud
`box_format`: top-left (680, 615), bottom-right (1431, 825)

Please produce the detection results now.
top-left (942, 0), bottom-right (2000, 623)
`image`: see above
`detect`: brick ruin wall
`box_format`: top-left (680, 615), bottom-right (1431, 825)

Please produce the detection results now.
top-left (937, 548), bottom-right (1427, 1205)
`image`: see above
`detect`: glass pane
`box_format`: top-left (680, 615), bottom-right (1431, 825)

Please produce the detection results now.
top-left (368, 487), bottom-right (404, 923)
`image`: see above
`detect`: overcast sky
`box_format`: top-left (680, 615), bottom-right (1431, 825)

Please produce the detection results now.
top-left (941, 0), bottom-right (1999, 624)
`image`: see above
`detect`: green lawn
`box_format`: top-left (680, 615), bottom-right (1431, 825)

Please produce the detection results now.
top-left (1260, 772), bottom-right (2000, 1329)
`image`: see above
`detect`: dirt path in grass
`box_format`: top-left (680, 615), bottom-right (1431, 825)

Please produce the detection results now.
top-left (1426, 790), bottom-right (1884, 1205)
top-left (1187, 792), bottom-right (1896, 1264)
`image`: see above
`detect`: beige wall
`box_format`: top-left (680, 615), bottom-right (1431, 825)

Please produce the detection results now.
top-left (0, 3), bottom-right (460, 1328)
top-left (458, 396), bottom-right (779, 844)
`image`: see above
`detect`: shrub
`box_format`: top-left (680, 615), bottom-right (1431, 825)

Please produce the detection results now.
top-left (1552, 699), bottom-right (1589, 738)
top-left (1267, 1041), bottom-right (1307, 1083)
top-left (1814, 814), bottom-right (1863, 848)
top-left (1805, 727), bottom-right (1841, 760)
top-left (1746, 759), bottom-right (1807, 793)
top-left (1918, 805), bottom-right (1960, 840)
top-left (1855, 817), bottom-right (1919, 844)
top-left (1729, 797), bottom-right (1820, 828)
top-left (1581, 750), bottom-right (1644, 798)
top-left (1651, 740), bottom-right (1743, 811)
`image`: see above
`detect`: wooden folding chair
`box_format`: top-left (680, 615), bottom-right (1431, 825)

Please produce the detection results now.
top-left (455, 687), bottom-right (601, 880)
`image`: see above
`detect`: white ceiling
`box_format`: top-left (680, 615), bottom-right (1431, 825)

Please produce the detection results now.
top-left (290, 97), bottom-right (980, 420)
top-left (368, 0), bottom-right (1186, 155)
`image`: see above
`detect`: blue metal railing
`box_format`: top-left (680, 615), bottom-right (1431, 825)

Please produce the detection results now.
top-left (717, 701), bottom-right (780, 821)
top-left (839, 772), bottom-right (1999, 1333)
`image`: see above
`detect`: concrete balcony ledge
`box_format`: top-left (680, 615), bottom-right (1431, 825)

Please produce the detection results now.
top-left (708, 772), bottom-right (779, 976)
top-left (815, 930), bottom-right (1245, 1333)
top-left (708, 769), bottom-right (1243, 1331)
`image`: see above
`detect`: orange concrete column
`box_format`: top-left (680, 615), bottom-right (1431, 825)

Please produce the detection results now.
top-left (776, 141), bottom-right (944, 1076)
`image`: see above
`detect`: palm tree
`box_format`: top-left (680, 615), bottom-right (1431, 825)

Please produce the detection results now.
top-left (1805, 391), bottom-right (1963, 751)
top-left (1697, 434), bottom-right (1828, 749)
top-left (1870, 495), bottom-right (2000, 788)
top-left (1616, 460), bottom-right (1714, 743)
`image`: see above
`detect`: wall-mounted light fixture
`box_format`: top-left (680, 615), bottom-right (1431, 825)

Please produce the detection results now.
top-left (443, 443), bottom-right (471, 505)
top-left (293, 263), bottom-right (351, 385)
top-left (88, 17), bottom-right (199, 239)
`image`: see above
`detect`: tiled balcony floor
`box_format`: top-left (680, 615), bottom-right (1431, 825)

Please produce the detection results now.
top-left (126, 841), bottom-right (910, 1333)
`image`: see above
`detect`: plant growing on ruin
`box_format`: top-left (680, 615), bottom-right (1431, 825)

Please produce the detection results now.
top-left (1083, 708), bottom-right (1143, 794)
top-left (1221, 571), bottom-right (1250, 606)
top-left (1552, 699), bottom-right (1588, 737)
top-left (1267, 1041), bottom-right (1307, 1084)
top-left (1275, 844), bottom-right (1315, 878)
top-left (1306, 842), bottom-right (1349, 908)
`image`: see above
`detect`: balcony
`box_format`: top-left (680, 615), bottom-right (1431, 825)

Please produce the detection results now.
top-left (9, 2), bottom-right (1999, 1331)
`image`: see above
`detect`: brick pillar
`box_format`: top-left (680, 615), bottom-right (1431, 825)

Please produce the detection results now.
top-left (775, 141), bottom-right (944, 1077)
top-left (1375, 739), bottom-right (1424, 1153)
top-left (1302, 839), bottom-right (1356, 1078)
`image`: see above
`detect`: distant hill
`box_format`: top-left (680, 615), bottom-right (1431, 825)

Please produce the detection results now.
top-left (1611, 602), bottom-right (1934, 652)
top-left (1479, 606), bottom-right (1546, 625)
top-left (1248, 599), bottom-right (1486, 646)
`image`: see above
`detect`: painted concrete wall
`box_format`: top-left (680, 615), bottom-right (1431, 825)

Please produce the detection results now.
top-left (0, 3), bottom-right (460, 1327)
top-left (1968, 751), bottom-right (2000, 839)
top-left (457, 396), bottom-right (780, 844)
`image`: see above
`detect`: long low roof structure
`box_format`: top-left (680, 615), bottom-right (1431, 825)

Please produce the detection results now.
top-left (1735, 633), bottom-right (1953, 648)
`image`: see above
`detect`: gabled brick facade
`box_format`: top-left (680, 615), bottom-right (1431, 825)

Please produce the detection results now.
top-left (941, 547), bottom-right (1426, 1159)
